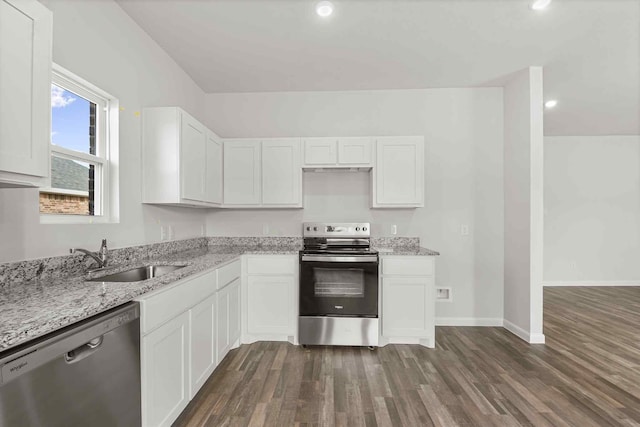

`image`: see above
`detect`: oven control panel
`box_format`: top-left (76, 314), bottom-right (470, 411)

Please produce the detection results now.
top-left (303, 222), bottom-right (370, 237)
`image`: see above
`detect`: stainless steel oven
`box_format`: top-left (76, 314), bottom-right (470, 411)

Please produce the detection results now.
top-left (298, 223), bottom-right (379, 347)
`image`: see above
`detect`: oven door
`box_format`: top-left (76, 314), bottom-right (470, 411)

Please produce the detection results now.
top-left (299, 254), bottom-right (378, 317)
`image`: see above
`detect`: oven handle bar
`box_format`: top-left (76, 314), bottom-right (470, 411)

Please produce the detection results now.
top-left (301, 255), bottom-right (379, 263)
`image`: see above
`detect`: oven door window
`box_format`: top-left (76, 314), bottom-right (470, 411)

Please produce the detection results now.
top-left (314, 268), bottom-right (364, 298)
top-left (300, 260), bottom-right (378, 317)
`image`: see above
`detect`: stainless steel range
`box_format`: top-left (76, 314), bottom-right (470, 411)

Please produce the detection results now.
top-left (298, 222), bottom-right (379, 347)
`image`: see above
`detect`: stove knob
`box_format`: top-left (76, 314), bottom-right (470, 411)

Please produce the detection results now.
top-left (363, 227), bottom-right (367, 231)
top-left (306, 226), bottom-right (311, 231)
top-left (313, 227), bottom-right (318, 231)
top-left (355, 227), bottom-right (360, 231)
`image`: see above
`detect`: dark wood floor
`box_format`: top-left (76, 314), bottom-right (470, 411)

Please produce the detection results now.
top-left (174, 287), bottom-right (640, 426)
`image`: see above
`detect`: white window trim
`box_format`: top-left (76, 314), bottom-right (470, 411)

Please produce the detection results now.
top-left (41, 188), bottom-right (89, 197)
top-left (40, 63), bottom-right (119, 225)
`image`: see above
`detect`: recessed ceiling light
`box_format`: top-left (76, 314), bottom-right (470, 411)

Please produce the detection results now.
top-left (531, 0), bottom-right (552, 11)
top-left (545, 100), bottom-right (558, 109)
top-left (316, 1), bottom-right (334, 17)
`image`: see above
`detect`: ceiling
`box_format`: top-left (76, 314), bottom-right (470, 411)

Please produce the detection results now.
top-left (117, 0), bottom-right (639, 136)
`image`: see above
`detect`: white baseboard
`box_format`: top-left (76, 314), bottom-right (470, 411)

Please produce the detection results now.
top-left (543, 281), bottom-right (640, 287)
top-left (436, 317), bottom-right (504, 327)
top-left (529, 333), bottom-right (546, 344)
top-left (503, 319), bottom-right (546, 344)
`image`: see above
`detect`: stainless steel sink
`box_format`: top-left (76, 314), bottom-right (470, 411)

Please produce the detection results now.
top-left (87, 265), bottom-right (186, 282)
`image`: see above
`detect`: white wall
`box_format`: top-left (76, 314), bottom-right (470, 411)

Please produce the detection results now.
top-left (0, 0), bottom-right (207, 262)
top-left (204, 88), bottom-right (505, 324)
top-left (544, 135), bottom-right (640, 284)
top-left (503, 67), bottom-right (544, 343)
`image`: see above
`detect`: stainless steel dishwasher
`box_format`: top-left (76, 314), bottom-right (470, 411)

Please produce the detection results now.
top-left (0, 302), bottom-right (141, 427)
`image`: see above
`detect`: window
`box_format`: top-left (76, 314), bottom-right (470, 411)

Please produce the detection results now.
top-left (40, 64), bottom-right (119, 223)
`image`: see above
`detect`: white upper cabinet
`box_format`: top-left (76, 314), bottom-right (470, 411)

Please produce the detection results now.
top-left (372, 136), bottom-right (425, 208)
top-left (180, 113), bottom-right (207, 202)
top-left (337, 137), bottom-right (372, 165)
top-left (303, 138), bottom-right (337, 165)
top-left (262, 139), bottom-right (301, 206)
top-left (0, 0), bottom-right (51, 187)
top-left (223, 139), bottom-right (302, 208)
top-left (223, 140), bottom-right (261, 206)
top-left (142, 107), bottom-right (222, 207)
top-left (204, 132), bottom-right (223, 204)
top-left (303, 137), bottom-right (372, 168)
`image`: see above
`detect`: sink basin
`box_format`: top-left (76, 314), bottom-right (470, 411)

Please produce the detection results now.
top-left (87, 265), bottom-right (186, 282)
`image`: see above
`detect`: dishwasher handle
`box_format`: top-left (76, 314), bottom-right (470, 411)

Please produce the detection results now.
top-left (64, 336), bottom-right (104, 364)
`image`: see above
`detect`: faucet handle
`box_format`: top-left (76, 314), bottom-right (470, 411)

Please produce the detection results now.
top-left (100, 239), bottom-right (107, 249)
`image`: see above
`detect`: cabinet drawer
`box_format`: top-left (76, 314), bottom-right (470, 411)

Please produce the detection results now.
top-left (139, 270), bottom-right (217, 334)
top-left (247, 256), bottom-right (296, 275)
top-left (217, 259), bottom-right (240, 290)
top-left (382, 257), bottom-right (434, 276)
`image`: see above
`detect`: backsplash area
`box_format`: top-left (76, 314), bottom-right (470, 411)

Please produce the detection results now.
top-left (0, 236), bottom-right (421, 288)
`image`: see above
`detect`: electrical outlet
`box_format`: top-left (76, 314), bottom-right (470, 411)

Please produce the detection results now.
top-left (160, 225), bottom-right (167, 241)
top-left (201, 224), bottom-right (206, 237)
top-left (436, 288), bottom-right (452, 302)
top-left (262, 224), bottom-right (269, 235)
top-left (167, 225), bottom-right (174, 240)
top-left (391, 224), bottom-right (397, 235)
top-left (461, 224), bottom-right (469, 236)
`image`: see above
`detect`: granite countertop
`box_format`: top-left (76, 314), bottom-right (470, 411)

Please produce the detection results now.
top-left (0, 239), bottom-right (437, 354)
top-left (374, 246), bottom-right (440, 256)
top-left (0, 245), bottom-right (301, 353)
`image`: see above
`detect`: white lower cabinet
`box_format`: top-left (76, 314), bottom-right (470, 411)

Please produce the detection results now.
top-left (216, 277), bottom-right (241, 363)
top-left (243, 255), bottom-right (297, 343)
top-left (142, 312), bottom-right (190, 427)
top-left (382, 277), bottom-right (434, 337)
top-left (189, 293), bottom-right (216, 399)
top-left (138, 261), bottom-right (240, 427)
top-left (380, 257), bottom-right (435, 348)
top-left (247, 275), bottom-right (295, 335)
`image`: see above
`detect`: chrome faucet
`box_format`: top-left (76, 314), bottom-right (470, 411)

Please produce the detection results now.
top-left (71, 239), bottom-right (108, 270)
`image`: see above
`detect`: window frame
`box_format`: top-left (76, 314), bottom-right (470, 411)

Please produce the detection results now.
top-left (40, 63), bottom-right (119, 224)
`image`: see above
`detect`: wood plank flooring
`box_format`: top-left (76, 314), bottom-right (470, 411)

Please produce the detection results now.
top-left (174, 287), bottom-right (640, 426)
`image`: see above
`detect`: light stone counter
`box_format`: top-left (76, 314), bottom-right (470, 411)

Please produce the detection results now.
top-left (0, 244), bottom-right (301, 353)
top-left (0, 235), bottom-right (439, 353)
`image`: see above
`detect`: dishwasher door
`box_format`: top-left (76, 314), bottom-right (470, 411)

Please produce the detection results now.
top-left (0, 302), bottom-right (141, 427)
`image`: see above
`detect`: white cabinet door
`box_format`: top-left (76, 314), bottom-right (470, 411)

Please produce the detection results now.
top-left (142, 311), bottom-right (190, 427)
top-left (247, 275), bottom-right (295, 335)
top-left (228, 278), bottom-right (241, 345)
top-left (216, 277), bottom-right (240, 363)
top-left (338, 137), bottom-right (372, 166)
top-left (189, 293), bottom-right (216, 399)
top-left (143, 107), bottom-right (222, 207)
top-left (204, 133), bottom-right (222, 204)
top-left (180, 112), bottom-right (206, 202)
top-left (303, 138), bottom-right (337, 165)
top-left (0, 0), bottom-right (51, 185)
top-left (382, 277), bottom-right (434, 337)
top-left (374, 137), bottom-right (424, 207)
top-left (262, 139), bottom-right (301, 206)
top-left (223, 140), bottom-right (261, 205)
top-left (216, 282), bottom-right (231, 363)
